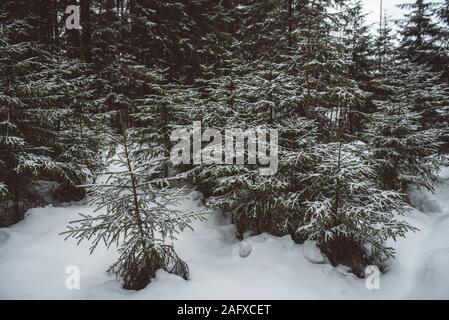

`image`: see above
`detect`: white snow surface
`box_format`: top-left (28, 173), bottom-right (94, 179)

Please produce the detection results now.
top-left (303, 240), bottom-right (325, 264)
top-left (1, 170), bottom-right (449, 300)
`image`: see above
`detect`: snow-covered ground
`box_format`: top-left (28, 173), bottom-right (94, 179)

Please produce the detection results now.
top-left (0, 168), bottom-right (448, 300)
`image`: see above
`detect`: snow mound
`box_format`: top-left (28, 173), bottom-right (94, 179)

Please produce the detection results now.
top-left (408, 186), bottom-right (443, 214)
top-left (440, 167), bottom-right (449, 180)
top-left (303, 240), bottom-right (325, 264)
top-left (238, 242), bottom-right (252, 258)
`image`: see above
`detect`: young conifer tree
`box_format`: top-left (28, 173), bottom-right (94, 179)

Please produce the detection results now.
top-left (366, 60), bottom-right (448, 192)
top-left (340, 0), bottom-right (375, 84)
top-left (196, 57), bottom-right (322, 237)
top-left (398, 0), bottom-right (448, 80)
top-left (298, 141), bottom-right (416, 275)
top-left (370, 13), bottom-right (449, 189)
top-left (134, 71), bottom-right (201, 178)
top-left (0, 9), bottom-right (103, 225)
top-left (235, 0), bottom-right (286, 60)
top-left (289, 0), bottom-right (369, 136)
top-left (51, 57), bottom-right (107, 200)
top-left (62, 120), bottom-right (205, 290)
top-left (339, 0), bottom-right (375, 133)
top-left (125, 0), bottom-right (212, 81)
top-left (374, 13), bottom-right (396, 66)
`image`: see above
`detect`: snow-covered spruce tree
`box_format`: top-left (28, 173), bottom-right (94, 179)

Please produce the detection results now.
top-left (199, 117), bottom-right (319, 238)
top-left (197, 54), bottom-right (251, 128)
top-left (53, 58), bottom-right (107, 198)
top-left (398, 0), bottom-right (448, 79)
top-left (194, 60), bottom-right (268, 233)
top-left (196, 60), bottom-right (320, 237)
top-left (199, 0), bottom-right (239, 75)
top-left (366, 59), bottom-right (448, 192)
top-left (375, 18), bottom-right (449, 132)
top-left (134, 72), bottom-right (202, 178)
top-left (288, 0), bottom-right (369, 137)
top-left (0, 13), bottom-right (103, 225)
top-left (101, 57), bottom-right (202, 180)
top-left (89, 0), bottom-right (126, 69)
top-left (437, 0), bottom-right (449, 84)
top-left (439, 0), bottom-right (449, 25)
top-left (338, 0), bottom-right (375, 134)
top-left (400, 63), bottom-right (449, 133)
top-left (437, 0), bottom-right (449, 151)
top-left (374, 13), bottom-right (396, 66)
top-left (340, 0), bottom-right (375, 84)
top-left (124, 0), bottom-right (214, 81)
top-left (269, 116), bottom-right (321, 239)
top-left (368, 0), bottom-right (449, 180)
top-left (297, 141), bottom-right (415, 276)
top-left (197, 123), bottom-right (297, 237)
top-left (101, 57), bottom-right (153, 130)
top-left (206, 59), bottom-right (304, 126)
top-left (62, 124), bottom-right (204, 290)
top-left (235, 0), bottom-right (287, 60)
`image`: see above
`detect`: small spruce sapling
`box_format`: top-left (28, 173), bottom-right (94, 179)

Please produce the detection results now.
top-left (62, 124), bottom-right (205, 290)
top-left (298, 142), bottom-right (416, 275)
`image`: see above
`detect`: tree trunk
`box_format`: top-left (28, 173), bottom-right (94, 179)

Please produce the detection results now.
top-left (81, 0), bottom-right (92, 62)
top-left (39, 0), bottom-right (54, 45)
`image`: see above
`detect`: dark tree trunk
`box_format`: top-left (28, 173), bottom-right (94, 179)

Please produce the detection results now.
top-left (80, 0), bottom-right (92, 62)
top-left (106, 0), bottom-right (114, 20)
top-left (39, 0), bottom-right (54, 45)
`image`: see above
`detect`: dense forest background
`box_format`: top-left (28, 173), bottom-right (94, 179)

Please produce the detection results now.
top-left (1, 0), bottom-right (449, 289)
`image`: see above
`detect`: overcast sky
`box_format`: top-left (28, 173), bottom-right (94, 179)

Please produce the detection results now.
top-left (362, 0), bottom-right (408, 27)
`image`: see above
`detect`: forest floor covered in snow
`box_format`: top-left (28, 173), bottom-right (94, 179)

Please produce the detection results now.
top-left (0, 168), bottom-right (448, 300)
